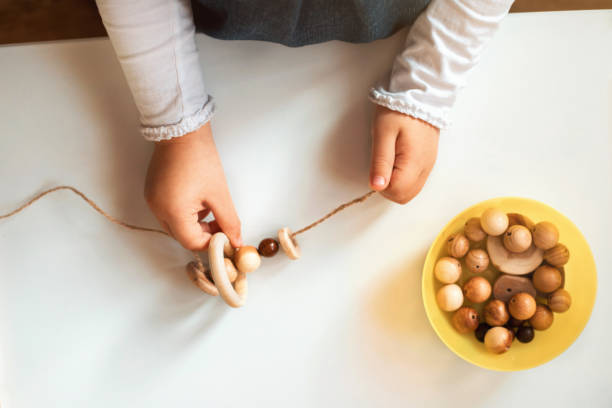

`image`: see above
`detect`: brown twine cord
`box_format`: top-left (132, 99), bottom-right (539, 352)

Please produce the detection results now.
top-left (0, 185), bottom-right (376, 246)
top-left (291, 190), bottom-right (376, 237)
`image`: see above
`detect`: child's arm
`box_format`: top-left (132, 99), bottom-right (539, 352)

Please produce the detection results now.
top-left (96, 0), bottom-right (242, 250)
top-left (368, 0), bottom-right (515, 203)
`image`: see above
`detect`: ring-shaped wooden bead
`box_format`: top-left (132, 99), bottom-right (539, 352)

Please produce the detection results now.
top-left (186, 261), bottom-right (219, 296)
top-left (278, 227), bottom-right (301, 260)
top-left (209, 232), bottom-right (247, 308)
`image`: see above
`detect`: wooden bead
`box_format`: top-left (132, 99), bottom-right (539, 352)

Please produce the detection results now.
top-left (484, 326), bottom-right (513, 354)
top-left (475, 323), bottom-right (491, 342)
top-left (465, 249), bottom-right (489, 273)
top-left (493, 274), bottom-right (536, 302)
top-left (548, 289), bottom-right (572, 313)
top-left (532, 221), bottom-right (559, 250)
top-left (484, 299), bottom-right (510, 326)
top-left (532, 265), bottom-right (562, 293)
top-left (507, 213), bottom-right (535, 230)
top-left (480, 208), bottom-right (509, 236)
top-left (462, 276), bottom-right (491, 303)
top-left (436, 284), bottom-right (464, 312)
top-left (434, 257), bottom-right (462, 284)
top-left (508, 292), bottom-right (537, 320)
top-left (516, 326), bottom-right (535, 343)
top-left (233, 246), bottom-right (261, 273)
top-left (544, 243), bottom-right (570, 266)
top-left (258, 238), bottom-right (279, 257)
top-left (452, 307), bottom-right (479, 334)
top-left (529, 304), bottom-right (554, 330)
top-left (503, 225), bottom-right (532, 253)
top-left (464, 217), bottom-right (486, 242)
top-left (278, 227), bottom-right (301, 260)
top-left (185, 261), bottom-right (219, 296)
top-left (223, 258), bottom-right (239, 283)
top-left (446, 233), bottom-right (469, 258)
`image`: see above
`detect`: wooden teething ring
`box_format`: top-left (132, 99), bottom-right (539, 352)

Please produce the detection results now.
top-left (209, 232), bottom-right (248, 308)
top-left (278, 227), bottom-right (301, 260)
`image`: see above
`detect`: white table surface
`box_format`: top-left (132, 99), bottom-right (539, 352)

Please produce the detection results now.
top-left (1, 9), bottom-right (611, 408)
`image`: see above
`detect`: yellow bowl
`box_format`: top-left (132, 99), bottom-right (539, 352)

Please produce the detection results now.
top-left (422, 197), bottom-right (597, 371)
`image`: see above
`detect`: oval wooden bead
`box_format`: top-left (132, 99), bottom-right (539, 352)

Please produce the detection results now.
top-left (548, 288), bottom-right (572, 313)
top-left (434, 257), bottom-right (462, 284)
top-left (483, 299), bottom-right (510, 326)
top-left (233, 246), bottom-right (261, 273)
top-left (464, 217), bottom-right (486, 242)
top-left (484, 326), bottom-right (513, 354)
top-left (493, 275), bottom-right (536, 302)
top-left (544, 243), bottom-right (570, 266)
top-left (532, 265), bottom-right (562, 293)
top-left (532, 221), bottom-right (559, 250)
top-left (503, 225), bottom-right (533, 253)
top-left (465, 249), bottom-right (489, 273)
top-left (452, 307), bottom-right (479, 334)
top-left (224, 258), bottom-right (239, 283)
top-left (481, 208), bottom-right (509, 236)
top-left (529, 304), bottom-right (554, 330)
top-left (446, 233), bottom-right (469, 258)
top-left (278, 227), bottom-right (301, 260)
top-left (258, 238), bottom-right (279, 257)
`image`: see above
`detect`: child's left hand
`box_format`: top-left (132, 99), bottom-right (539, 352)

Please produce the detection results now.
top-left (369, 105), bottom-right (439, 204)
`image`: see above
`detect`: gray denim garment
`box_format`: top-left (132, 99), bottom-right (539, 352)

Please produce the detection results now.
top-left (191, 0), bottom-right (431, 47)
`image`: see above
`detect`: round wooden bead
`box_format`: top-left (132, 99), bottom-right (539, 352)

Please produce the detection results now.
top-left (532, 221), bottom-right (559, 250)
top-left (548, 289), bottom-right (572, 313)
top-left (465, 249), bottom-right (489, 273)
top-left (224, 258), bottom-right (239, 283)
top-left (452, 307), bottom-right (479, 333)
top-left (474, 323), bottom-right (491, 343)
top-left (434, 257), bottom-right (462, 284)
top-left (464, 217), bottom-right (487, 242)
top-left (278, 227), bottom-right (301, 260)
top-left (484, 299), bottom-right (510, 326)
top-left (462, 276), bottom-right (491, 303)
top-left (529, 304), bottom-right (554, 330)
top-left (544, 243), bottom-right (570, 266)
top-left (507, 213), bottom-right (535, 230)
top-left (532, 265), bottom-right (562, 293)
top-left (436, 284), bottom-right (464, 312)
top-left (508, 292), bottom-right (537, 320)
top-left (258, 238), bottom-right (279, 257)
top-left (233, 246), bottom-right (261, 273)
top-left (503, 225), bottom-right (533, 253)
top-left (480, 208), bottom-right (509, 236)
top-left (446, 233), bottom-right (469, 258)
top-left (484, 326), bottom-right (513, 354)
top-left (516, 326), bottom-right (535, 343)
top-left (185, 261), bottom-right (219, 296)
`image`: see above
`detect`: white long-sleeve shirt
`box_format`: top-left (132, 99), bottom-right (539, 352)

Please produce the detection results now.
top-left (96, 0), bottom-right (514, 141)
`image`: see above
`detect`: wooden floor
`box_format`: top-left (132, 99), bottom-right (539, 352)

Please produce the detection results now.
top-left (0, 0), bottom-right (611, 45)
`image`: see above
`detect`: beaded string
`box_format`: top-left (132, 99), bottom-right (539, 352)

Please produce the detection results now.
top-left (0, 186), bottom-right (377, 294)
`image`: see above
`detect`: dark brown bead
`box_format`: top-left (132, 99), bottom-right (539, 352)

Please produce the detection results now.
top-left (516, 326), bottom-right (535, 343)
top-left (258, 238), bottom-right (279, 257)
top-left (507, 317), bottom-right (524, 328)
top-left (475, 323), bottom-right (490, 343)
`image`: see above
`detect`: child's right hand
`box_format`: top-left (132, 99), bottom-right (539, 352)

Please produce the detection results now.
top-left (144, 122), bottom-right (243, 251)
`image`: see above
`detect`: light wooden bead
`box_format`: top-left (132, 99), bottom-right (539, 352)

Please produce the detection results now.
top-left (484, 327), bottom-right (513, 354)
top-left (532, 265), bottom-right (562, 293)
top-left (548, 289), bottom-right (572, 313)
top-left (481, 208), bottom-right (509, 236)
top-left (508, 292), bottom-right (537, 320)
top-left (544, 243), bottom-right (570, 266)
top-left (224, 258), bottom-right (239, 283)
top-left (434, 257), bottom-right (462, 284)
top-left (233, 246), bottom-right (261, 273)
top-left (465, 249), bottom-right (489, 273)
top-left (532, 221), bottom-right (559, 250)
top-left (503, 225), bottom-right (532, 253)
top-left (446, 233), bottom-right (469, 258)
top-left (278, 227), bottom-right (301, 260)
top-left (463, 276), bottom-right (491, 303)
top-left (436, 284), bottom-right (464, 312)
top-left (464, 217), bottom-right (486, 242)
top-left (529, 304), bottom-right (554, 330)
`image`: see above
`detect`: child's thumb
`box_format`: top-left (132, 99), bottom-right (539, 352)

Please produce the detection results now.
top-left (209, 199), bottom-right (243, 248)
top-left (370, 131), bottom-right (396, 191)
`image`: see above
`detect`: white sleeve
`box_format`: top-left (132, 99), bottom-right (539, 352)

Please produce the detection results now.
top-left (96, 0), bottom-right (214, 141)
top-left (369, 0), bottom-right (514, 129)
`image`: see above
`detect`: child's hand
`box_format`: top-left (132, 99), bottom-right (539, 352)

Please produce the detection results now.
top-left (369, 105), bottom-right (439, 204)
top-left (144, 123), bottom-right (242, 251)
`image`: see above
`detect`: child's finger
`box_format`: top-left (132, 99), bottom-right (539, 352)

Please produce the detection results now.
top-left (383, 162), bottom-right (426, 204)
top-left (166, 214), bottom-right (213, 251)
top-left (370, 128), bottom-right (398, 191)
top-left (207, 199), bottom-right (243, 248)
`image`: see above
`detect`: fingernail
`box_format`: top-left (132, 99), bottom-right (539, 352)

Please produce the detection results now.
top-left (372, 175), bottom-right (385, 187)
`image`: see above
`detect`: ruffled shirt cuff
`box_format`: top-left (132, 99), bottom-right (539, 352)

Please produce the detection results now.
top-left (369, 87), bottom-right (450, 129)
top-left (141, 95), bottom-right (216, 142)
